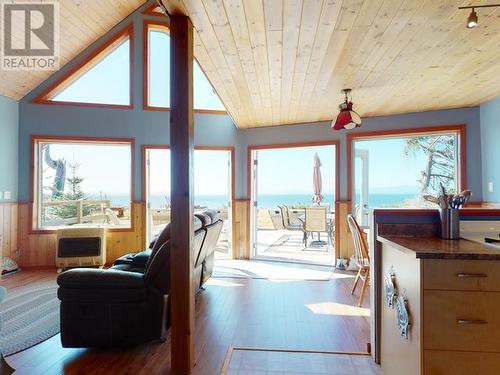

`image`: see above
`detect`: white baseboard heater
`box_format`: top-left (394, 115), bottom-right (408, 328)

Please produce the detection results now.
top-left (56, 228), bottom-right (106, 269)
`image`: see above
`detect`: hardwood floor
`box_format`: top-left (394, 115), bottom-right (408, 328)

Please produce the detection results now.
top-left (221, 348), bottom-right (381, 375)
top-left (2, 266), bottom-right (371, 374)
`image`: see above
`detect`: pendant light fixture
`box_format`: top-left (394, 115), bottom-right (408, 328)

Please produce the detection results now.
top-left (458, 3), bottom-right (500, 29)
top-left (332, 89), bottom-right (362, 131)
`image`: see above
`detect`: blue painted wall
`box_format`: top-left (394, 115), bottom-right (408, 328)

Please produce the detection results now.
top-left (480, 97), bottom-right (500, 202)
top-left (0, 95), bottom-right (19, 202)
top-left (18, 2), bottom-right (484, 203)
top-left (239, 107), bottom-right (482, 201)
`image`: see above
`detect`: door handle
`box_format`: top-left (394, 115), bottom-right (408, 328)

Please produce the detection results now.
top-left (456, 273), bottom-right (487, 278)
top-left (457, 319), bottom-right (488, 325)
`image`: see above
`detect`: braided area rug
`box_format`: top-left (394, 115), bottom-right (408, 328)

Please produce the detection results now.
top-left (0, 282), bottom-right (59, 356)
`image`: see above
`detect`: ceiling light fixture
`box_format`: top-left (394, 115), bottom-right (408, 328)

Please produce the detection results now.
top-left (458, 3), bottom-right (500, 29)
top-left (155, 0), bottom-right (168, 15)
top-left (466, 8), bottom-right (478, 28)
top-left (332, 89), bottom-right (362, 131)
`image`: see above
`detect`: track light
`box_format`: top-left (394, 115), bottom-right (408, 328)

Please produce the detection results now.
top-left (466, 8), bottom-right (478, 28)
top-left (459, 3), bottom-right (500, 29)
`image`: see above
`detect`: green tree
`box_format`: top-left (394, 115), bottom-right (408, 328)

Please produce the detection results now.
top-left (404, 135), bottom-right (456, 198)
top-left (51, 163), bottom-right (90, 219)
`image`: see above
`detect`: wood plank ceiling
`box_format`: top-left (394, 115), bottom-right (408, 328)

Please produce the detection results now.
top-left (2, 0), bottom-right (500, 129)
top-left (173, 0), bottom-right (500, 128)
top-left (0, 0), bottom-right (144, 101)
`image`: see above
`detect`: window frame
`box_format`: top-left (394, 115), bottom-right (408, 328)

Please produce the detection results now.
top-left (30, 135), bottom-right (136, 233)
top-left (346, 124), bottom-right (467, 209)
top-left (143, 20), bottom-right (227, 114)
top-left (32, 25), bottom-right (134, 109)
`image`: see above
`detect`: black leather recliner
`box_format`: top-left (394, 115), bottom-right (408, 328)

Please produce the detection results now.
top-left (57, 210), bottom-right (223, 348)
top-left (113, 209), bottom-right (223, 291)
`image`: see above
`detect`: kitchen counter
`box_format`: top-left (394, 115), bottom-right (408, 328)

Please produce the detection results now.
top-left (377, 235), bottom-right (500, 260)
top-left (377, 234), bottom-right (500, 375)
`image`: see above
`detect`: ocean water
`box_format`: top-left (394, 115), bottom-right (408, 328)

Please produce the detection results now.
top-left (91, 192), bottom-right (417, 209)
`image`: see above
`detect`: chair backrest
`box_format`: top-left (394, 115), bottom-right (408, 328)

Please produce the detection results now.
top-left (347, 214), bottom-right (370, 266)
top-left (194, 210), bottom-right (223, 267)
top-left (284, 205), bottom-right (295, 226)
top-left (278, 205), bottom-right (290, 228)
top-left (144, 216), bottom-right (205, 293)
top-left (305, 206), bottom-right (327, 232)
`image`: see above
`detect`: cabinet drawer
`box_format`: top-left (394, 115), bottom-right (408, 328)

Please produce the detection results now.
top-left (424, 350), bottom-right (500, 375)
top-left (424, 290), bottom-right (500, 352)
top-left (423, 259), bottom-right (500, 291)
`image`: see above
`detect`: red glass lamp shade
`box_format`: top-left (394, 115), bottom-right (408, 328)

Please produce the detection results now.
top-left (332, 101), bottom-right (362, 130)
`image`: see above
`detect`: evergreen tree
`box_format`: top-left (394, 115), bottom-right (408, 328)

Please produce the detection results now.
top-left (51, 163), bottom-right (89, 219)
top-left (404, 135), bottom-right (456, 198)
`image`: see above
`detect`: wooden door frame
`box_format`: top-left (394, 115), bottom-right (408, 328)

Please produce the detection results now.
top-left (247, 140), bottom-right (341, 262)
top-left (141, 144), bottom-right (236, 257)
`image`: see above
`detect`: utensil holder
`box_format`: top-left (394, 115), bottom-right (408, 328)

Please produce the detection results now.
top-left (439, 208), bottom-right (460, 239)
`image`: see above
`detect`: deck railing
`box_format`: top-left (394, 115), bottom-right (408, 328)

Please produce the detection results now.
top-left (41, 199), bottom-right (112, 226)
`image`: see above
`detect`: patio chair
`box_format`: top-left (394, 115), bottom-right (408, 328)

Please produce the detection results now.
top-left (347, 214), bottom-right (370, 307)
top-left (278, 205), bottom-right (308, 245)
top-left (304, 206), bottom-right (333, 246)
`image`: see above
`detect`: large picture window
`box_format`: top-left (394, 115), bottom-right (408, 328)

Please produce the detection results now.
top-left (350, 127), bottom-right (464, 225)
top-left (145, 22), bottom-right (226, 112)
top-left (34, 26), bottom-right (133, 108)
top-left (33, 138), bottom-right (133, 230)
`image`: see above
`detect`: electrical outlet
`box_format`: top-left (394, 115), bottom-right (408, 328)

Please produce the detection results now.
top-left (489, 182), bottom-right (494, 193)
top-left (3, 191), bottom-right (11, 200)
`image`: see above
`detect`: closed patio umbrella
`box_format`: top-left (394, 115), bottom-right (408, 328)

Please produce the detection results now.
top-left (312, 153), bottom-right (323, 204)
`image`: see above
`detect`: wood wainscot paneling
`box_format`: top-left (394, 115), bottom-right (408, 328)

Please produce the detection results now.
top-left (336, 201), bottom-right (356, 261)
top-left (232, 199), bottom-right (250, 259)
top-left (17, 202), bottom-right (145, 268)
top-left (0, 202), bottom-right (19, 263)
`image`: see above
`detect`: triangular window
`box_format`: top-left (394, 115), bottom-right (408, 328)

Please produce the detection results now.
top-left (34, 26), bottom-right (133, 108)
top-left (145, 22), bottom-right (226, 112)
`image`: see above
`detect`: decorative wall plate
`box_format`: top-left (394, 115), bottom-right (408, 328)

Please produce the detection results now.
top-left (396, 295), bottom-right (410, 339)
top-left (384, 270), bottom-right (397, 308)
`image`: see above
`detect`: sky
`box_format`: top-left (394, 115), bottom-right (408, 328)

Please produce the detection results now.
top-left (255, 145), bottom-right (336, 196)
top-left (147, 149), bottom-right (230, 196)
top-left (42, 143), bottom-right (131, 196)
top-left (53, 30), bottom-right (225, 110)
top-left (354, 136), bottom-right (458, 193)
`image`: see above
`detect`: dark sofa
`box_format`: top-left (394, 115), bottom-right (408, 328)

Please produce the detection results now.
top-left (57, 209), bottom-right (223, 348)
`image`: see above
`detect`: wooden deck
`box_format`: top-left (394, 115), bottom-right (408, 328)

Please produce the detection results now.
top-left (3, 264), bottom-right (372, 374)
top-left (256, 229), bottom-right (336, 266)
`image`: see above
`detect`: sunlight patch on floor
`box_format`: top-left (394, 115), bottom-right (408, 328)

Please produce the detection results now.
top-left (205, 278), bottom-right (245, 288)
top-left (305, 302), bottom-right (370, 317)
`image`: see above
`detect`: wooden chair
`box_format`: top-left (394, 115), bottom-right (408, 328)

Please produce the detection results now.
top-left (347, 214), bottom-right (370, 307)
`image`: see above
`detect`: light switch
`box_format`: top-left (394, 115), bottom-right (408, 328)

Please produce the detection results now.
top-left (3, 191), bottom-right (11, 200)
top-left (0, 192), bottom-right (3, 200)
top-left (489, 182), bottom-right (494, 193)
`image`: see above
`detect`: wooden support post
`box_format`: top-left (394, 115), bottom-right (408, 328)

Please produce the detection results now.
top-left (169, 15), bottom-right (195, 374)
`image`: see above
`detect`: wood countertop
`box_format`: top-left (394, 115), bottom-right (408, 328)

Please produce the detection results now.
top-left (378, 235), bottom-right (500, 260)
